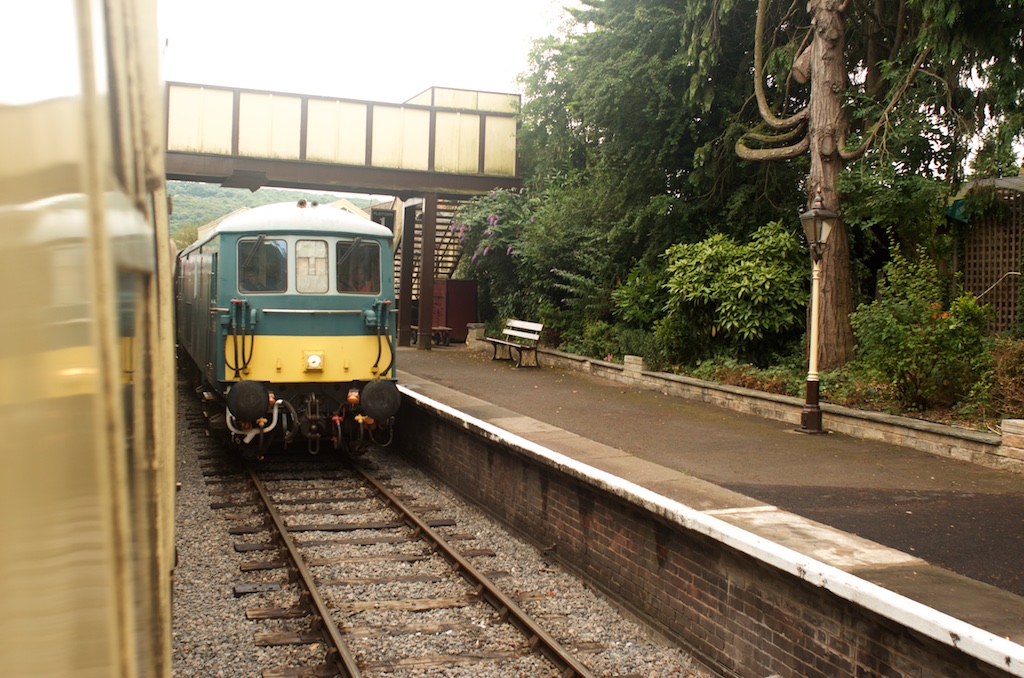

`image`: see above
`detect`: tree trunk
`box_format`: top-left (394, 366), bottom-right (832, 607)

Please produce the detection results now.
top-left (807, 0), bottom-right (855, 370)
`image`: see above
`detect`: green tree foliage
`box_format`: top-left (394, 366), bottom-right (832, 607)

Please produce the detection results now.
top-left (452, 190), bottom-right (534, 323)
top-left (743, 0), bottom-right (1024, 179)
top-left (970, 129), bottom-right (1024, 180)
top-left (167, 181), bottom-right (374, 245)
top-left (657, 220), bottom-right (807, 364)
top-left (736, 0), bottom-right (1024, 369)
top-left (504, 0), bottom-right (809, 356)
top-left (171, 223), bottom-right (198, 251)
top-left (838, 159), bottom-right (953, 306)
top-left (516, 178), bottom-right (623, 337)
top-left (519, 0), bottom-right (805, 254)
top-left (459, 0), bottom-right (1022, 377)
top-left (848, 249), bottom-right (994, 410)
top-left (452, 185), bottom-right (621, 346)
top-left (912, 0), bottom-right (1024, 154)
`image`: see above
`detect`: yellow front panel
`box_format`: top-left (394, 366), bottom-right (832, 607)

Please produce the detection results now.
top-left (224, 334), bottom-right (395, 382)
top-left (306, 99), bottom-right (367, 165)
top-left (166, 85), bottom-right (233, 154)
top-left (238, 92), bottom-right (301, 159)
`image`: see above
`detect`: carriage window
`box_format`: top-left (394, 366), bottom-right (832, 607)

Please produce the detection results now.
top-left (238, 237), bottom-right (287, 293)
top-left (337, 241), bottom-right (380, 294)
top-left (296, 240), bottom-right (328, 294)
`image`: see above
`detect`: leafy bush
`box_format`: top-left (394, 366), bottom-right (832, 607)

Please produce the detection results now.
top-left (612, 327), bottom-right (671, 371)
top-left (689, 357), bottom-right (804, 396)
top-left (453, 184), bottom-right (620, 344)
top-left (452, 190), bottom-right (534, 321)
top-left (611, 264), bottom-right (668, 329)
top-left (557, 320), bottom-right (616, 360)
top-left (989, 337), bottom-right (1024, 419)
top-left (657, 220), bottom-right (807, 365)
top-left (819, 368), bottom-right (901, 413)
top-left (848, 249), bottom-right (994, 410)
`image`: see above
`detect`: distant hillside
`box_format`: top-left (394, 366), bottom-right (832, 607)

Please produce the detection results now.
top-left (168, 181), bottom-right (377, 246)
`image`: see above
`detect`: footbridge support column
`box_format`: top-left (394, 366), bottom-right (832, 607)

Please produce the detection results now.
top-left (415, 194), bottom-right (437, 350)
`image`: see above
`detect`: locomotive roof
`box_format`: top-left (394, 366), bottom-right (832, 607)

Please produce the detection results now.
top-left (180, 201), bottom-right (393, 255)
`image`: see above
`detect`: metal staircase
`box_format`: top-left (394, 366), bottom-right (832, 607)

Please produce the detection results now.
top-left (394, 198), bottom-right (466, 300)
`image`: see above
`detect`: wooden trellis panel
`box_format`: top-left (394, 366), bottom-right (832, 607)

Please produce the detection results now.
top-left (963, 187), bottom-right (1024, 333)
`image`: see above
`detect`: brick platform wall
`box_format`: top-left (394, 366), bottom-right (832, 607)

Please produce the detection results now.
top-left (396, 400), bottom-right (1013, 678)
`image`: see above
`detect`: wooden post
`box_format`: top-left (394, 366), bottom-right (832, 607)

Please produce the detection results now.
top-left (397, 200), bottom-right (417, 347)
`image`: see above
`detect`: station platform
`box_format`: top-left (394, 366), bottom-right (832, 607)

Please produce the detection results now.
top-left (395, 344), bottom-right (1024, 645)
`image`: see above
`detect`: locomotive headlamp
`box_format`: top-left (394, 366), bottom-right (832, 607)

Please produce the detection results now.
top-left (304, 351), bottom-right (324, 372)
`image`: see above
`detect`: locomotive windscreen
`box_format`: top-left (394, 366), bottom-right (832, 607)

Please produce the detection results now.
top-left (337, 240), bottom-right (381, 294)
top-left (238, 237), bottom-right (287, 292)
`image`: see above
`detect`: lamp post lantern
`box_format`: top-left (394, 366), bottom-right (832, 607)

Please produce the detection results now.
top-left (799, 190), bottom-right (837, 434)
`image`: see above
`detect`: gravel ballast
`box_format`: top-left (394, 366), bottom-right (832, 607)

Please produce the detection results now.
top-left (172, 398), bottom-right (719, 677)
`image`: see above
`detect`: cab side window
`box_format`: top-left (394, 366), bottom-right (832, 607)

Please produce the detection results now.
top-left (238, 238), bottom-right (287, 293)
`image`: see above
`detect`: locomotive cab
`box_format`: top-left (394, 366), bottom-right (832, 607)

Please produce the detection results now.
top-left (176, 200), bottom-right (400, 456)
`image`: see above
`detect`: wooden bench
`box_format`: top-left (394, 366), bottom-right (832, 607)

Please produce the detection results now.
top-left (410, 325), bottom-right (452, 346)
top-left (484, 319), bottom-right (543, 367)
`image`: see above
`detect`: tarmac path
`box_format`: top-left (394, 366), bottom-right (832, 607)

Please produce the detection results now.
top-left (397, 345), bottom-right (1024, 597)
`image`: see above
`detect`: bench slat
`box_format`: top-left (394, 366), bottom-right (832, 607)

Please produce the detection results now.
top-left (505, 319), bottom-right (543, 333)
top-left (502, 328), bottom-right (540, 342)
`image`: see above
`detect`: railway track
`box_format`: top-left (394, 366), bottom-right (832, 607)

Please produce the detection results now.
top-left (201, 451), bottom-right (605, 677)
top-left (176, 371), bottom-right (712, 677)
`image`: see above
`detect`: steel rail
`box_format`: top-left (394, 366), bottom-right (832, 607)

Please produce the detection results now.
top-left (353, 464), bottom-right (598, 678)
top-left (246, 466), bottom-right (363, 678)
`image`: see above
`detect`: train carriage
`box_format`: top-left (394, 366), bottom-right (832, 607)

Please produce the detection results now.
top-left (176, 200), bottom-right (401, 456)
top-left (0, 0), bottom-right (175, 675)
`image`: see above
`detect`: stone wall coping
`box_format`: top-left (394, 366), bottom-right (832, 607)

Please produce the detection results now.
top-left (538, 347), bottom-right (1003, 448)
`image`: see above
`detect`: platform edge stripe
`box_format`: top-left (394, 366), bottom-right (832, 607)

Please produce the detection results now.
top-left (397, 383), bottom-right (1024, 677)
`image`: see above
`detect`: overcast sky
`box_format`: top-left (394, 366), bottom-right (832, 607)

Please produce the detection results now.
top-left (159, 0), bottom-right (576, 103)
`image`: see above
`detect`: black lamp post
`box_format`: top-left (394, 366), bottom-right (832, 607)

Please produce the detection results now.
top-left (799, 190), bottom-right (837, 434)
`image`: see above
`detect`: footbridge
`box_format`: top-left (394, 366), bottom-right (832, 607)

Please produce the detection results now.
top-left (165, 82), bottom-right (523, 347)
top-left (165, 82), bottom-right (521, 196)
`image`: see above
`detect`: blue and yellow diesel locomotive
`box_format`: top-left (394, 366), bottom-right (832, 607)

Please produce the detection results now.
top-left (175, 200), bottom-right (401, 456)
